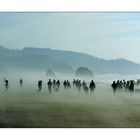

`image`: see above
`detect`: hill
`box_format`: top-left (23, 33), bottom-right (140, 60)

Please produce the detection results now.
top-left (22, 47), bottom-right (140, 74)
top-left (0, 45), bottom-right (140, 74)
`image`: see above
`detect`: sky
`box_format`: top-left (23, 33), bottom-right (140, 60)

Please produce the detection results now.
top-left (0, 13), bottom-right (140, 63)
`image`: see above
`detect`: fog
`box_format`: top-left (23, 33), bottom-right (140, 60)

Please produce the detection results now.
top-left (0, 70), bottom-right (140, 127)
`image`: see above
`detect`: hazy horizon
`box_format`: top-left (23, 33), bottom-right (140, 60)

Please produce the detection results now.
top-left (0, 13), bottom-right (140, 63)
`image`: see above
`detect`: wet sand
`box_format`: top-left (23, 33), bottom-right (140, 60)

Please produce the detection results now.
top-left (0, 82), bottom-right (140, 128)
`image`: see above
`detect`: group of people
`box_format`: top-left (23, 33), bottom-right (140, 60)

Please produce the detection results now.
top-left (73, 79), bottom-right (96, 93)
top-left (2, 77), bottom-right (96, 93)
top-left (37, 79), bottom-right (96, 93)
top-left (38, 79), bottom-right (61, 92)
top-left (3, 78), bottom-right (23, 91)
top-left (2, 77), bottom-right (137, 94)
top-left (111, 79), bottom-right (135, 93)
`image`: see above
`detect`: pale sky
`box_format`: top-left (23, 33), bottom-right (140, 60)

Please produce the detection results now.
top-left (0, 13), bottom-right (140, 63)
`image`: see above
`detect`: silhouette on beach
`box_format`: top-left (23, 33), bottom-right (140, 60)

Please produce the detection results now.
top-left (1, 77), bottom-right (138, 95)
top-left (38, 80), bottom-right (42, 92)
top-left (19, 78), bottom-right (23, 87)
top-left (4, 79), bottom-right (9, 91)
top-left (47, 79), bottom-right (52, 93)
top-left (89, 80), bottom-right (96, 94)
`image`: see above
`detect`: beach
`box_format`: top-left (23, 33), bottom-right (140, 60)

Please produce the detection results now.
top-left (0, 81), bottom-right (140, 128)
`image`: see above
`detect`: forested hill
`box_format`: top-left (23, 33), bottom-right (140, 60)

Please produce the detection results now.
top-left (0, 45), bottom-right (140, 74)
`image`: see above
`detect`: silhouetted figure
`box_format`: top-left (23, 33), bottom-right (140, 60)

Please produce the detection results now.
top-left (82, 80), bottom-right (88, 93)
top-left (19, 78), bottom-right (23, 87)
top-left (118, 80), bottom-right (123, 90)
top-left (75, 79), bottom-right (79, 88)
top-left (111, 81), bottom-right (117, 94)
top-left (82, 80), bottom-right (86, 89)
top-left (5, 80), bottom-right (9, 91)
top-left (129, 80), bottom-right (134, 92)
top-left (53, 79), bottom-right (56, 91)
top-left (123, 79), bottom-right (126, 86)
top-left (53, 79), bottom-right (56, 84)
top-left (89, 80), bottom-right (96, 93)
top-left (38, 80), bottom-right (42, 92)
top-left (123, 79), bottom-right (126, 88)
top-left (122, 79), bottom-right (127, 92)
top-left (116, 80), bottom-right (122, 90)
top-left (126, 81), bottom-right (130, 90)
top-left (55, 80), bottom-right (60, 92)
top-left (63, 80), bottom-right (67, 90)
top-left (47, 79), bottom-right (52, 93)
top-left (66, 80), bottom-right (71, 89)
top-left (73, 79), bottom-right (76, 87)
top-left (56, 80), bottom-right (60, 87)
